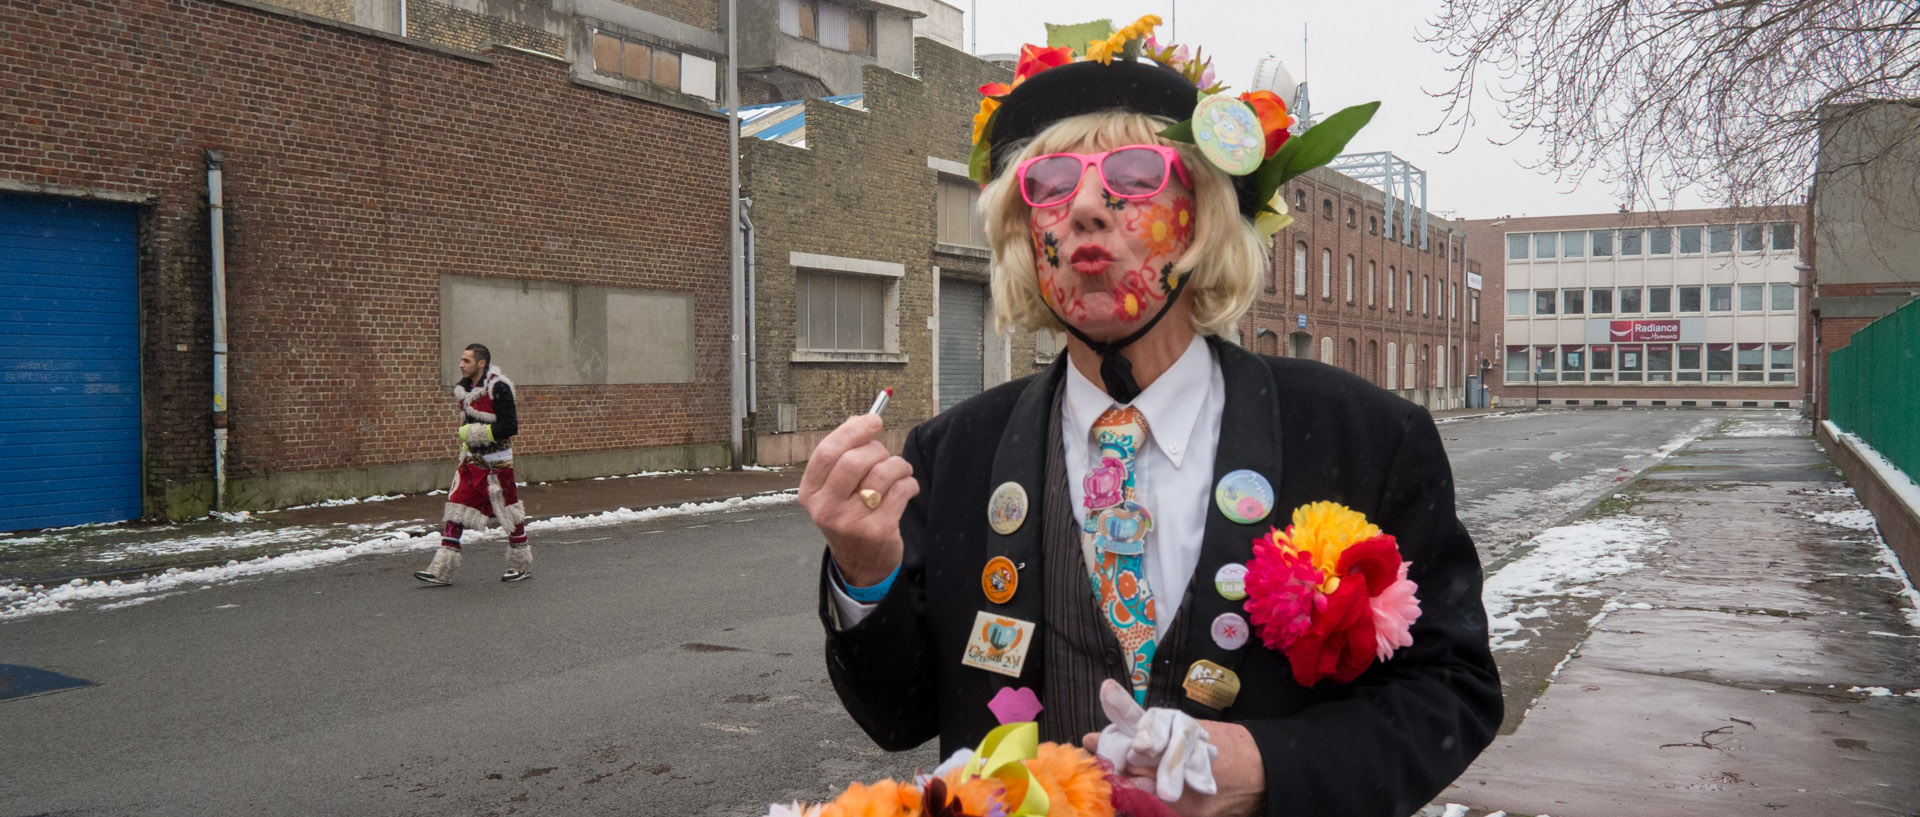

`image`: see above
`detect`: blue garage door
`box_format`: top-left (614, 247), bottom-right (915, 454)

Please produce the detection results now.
top-left (0, 194), bottom-right (142, 532)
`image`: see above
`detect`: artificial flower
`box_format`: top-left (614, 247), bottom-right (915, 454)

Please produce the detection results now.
top-left (1276, 501), bottom-right (1383, 589)
top-left (973, 82), bottom-right (1012, 145)
top-left (1243, 502), bottom-right (1421, 686)
top-left (1243, 543), bottom-right (1322, 650)
top-left (1237, 90), bottom-right (1294, 159)
top-left (1370, 561), bottom-right (1422, 660)
top-left (1084, 457), bottom-right (1127, 509)
top-left (1014, 43), bottom-right (1074, 84)
top-left (1024, 742), bottom-right (1114, 817)
top-left (1252, 193), bottom-right (1294, 244)
top-left (1281, 573), bottom-right (1377, 686)
top-left (1084, 37), bottom-right (1117, 64)
top-left (820, 779), bottom-right (925, 817)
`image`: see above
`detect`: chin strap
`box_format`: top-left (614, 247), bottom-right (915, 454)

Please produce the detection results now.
top-left (1045, 270), bottom-right (1191, 404)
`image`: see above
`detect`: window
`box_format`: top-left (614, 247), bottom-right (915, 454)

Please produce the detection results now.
top-left (1618, 286), bottom-right (1642, 314)
top-left (1707, 344), bottom-right (1733, 381)
top-left (1534, 289), bottom-right (1556, 315)
top-left (936, 179), bottom-right (986, 247)
top-left (1590, 288), bottom-right (1613, 313)
top-left (1678, 225), bottom-right (1702, 254)
top-left (1347, 208), bottom-right (1357, 228)
top-left (1321, 249), bottom-right (1333, 298)
top-left (1679, 285), bottom-right (1702, 312)
top-left (1771, 222), bottom-right (1796, 250)
top-left (1344, 256), bottom-right (1355, 304)
top-left (1771, 283), bottom-right (1795, 311)
top-left (1708, 285), bottom-right (1732, 312)
top-left (1451, 282), bottom-right (1458, 320)
top-left (1507, 289), bottom-right (1528, 316)
top-left (1471, 292), bottom-right (1480, 323)
top-left (1648, 227), bottom-right (1672, 254)
top-left (783, 0), bottom-right (873, 53)
top-left (1617, 344), bottom-right (1643, 382)
top-left (1295, 189), bottom-right (1307, 210)
top-left (1738, 284), bottom-right (1763, 311)
top-left (1562, 345), bottom-right (1585, 382)
top-left (1323, 199), bottom-right (1334, 220)
top-left (1367, 261), bottom-right (1377, 306)
top-left (1618, 229), bottom-right (1642, 256)
top-left (1648, 286), bottom-right (1671, 313)
top-left (1646, 344), bottom-right (1672, 382)
top-left (1590, 345), bottom-right (1613, 382)
top-left (1535, 346), bottom-right (1557, 382)
top-left (1708, 224), bottom-right (1732, 253)
top-left (1590, 229), bottom-right (1614, 257)
top-left (1535, 233), bottom-right (1557, 259)
top-left (1677, 344), bottom-right (1702, 381)
top-left (592, 30), bottom-right (713, 99)
top-left (1563, 289), bottom-right (1584, 315)
top-left (1505, 346), bottom-right (1529, 383)
top-left (1387, 266), bottom-right (1396, 310)
top-left (847, 9), bottom-right (874, 54)
top-left (1293, 241), bottom-right (1308, 296)
top-left (1404, 270), bottom-right (1414, 312)
top-left (1561, 231), bottom-right (1586, 258)
top-left (1387, 343), bottom-right (1399, 389)
top-left (1770, 344), bottom-right (1795, 382)
top-left (1423, 276), bottom-right (1431, 315)
top-left (792, 0), bottom-right (819, 40)
top-left (797, 271), bottom-right (886, 352)
top-left (1370, 216), bottom-right (1379, 235)
top-left (1508, 234), bottom-right (1528, 260)
top-left (1322, 336), bottom-right (1334, 364)
top-left (1737, 343), bottom-right (1764, 381)
top-left (1739, 224), bottom-right (1764, 252)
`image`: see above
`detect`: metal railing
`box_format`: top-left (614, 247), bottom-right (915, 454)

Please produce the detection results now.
top-left (1828, 298), bottom-right (1920, 478)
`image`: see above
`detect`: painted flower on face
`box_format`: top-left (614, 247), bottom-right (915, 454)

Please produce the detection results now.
top-left (1239, 90), bottom-right (1295, 159)
top-left (1083, 456), bottom-right (1127, 510)
top-left (1130, 198), bottom-right (1195, 261)
top-left (1039, 231), bottom-right (1061, 268)
top-left (1111, 272), bottom-right (1153, 320)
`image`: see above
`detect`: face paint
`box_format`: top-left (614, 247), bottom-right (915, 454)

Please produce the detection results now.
top-left (1029, 151), bottom-right (1196, 341)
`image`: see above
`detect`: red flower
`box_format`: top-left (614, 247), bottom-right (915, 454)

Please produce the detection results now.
top-left (1336, 534), bottom-right (1403, 596)
top-left (1238, 90), bottom-right (1294, 159)
top-left (1014, 44), bottom-right (1075, 85)
top-left (1282, 577), bottom-right (1378, 686)
top-left (1244, 543), bottom-right (1322, 651)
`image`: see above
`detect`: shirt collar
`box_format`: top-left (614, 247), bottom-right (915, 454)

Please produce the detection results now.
top-left (1064, 334), bottom-right (1213, 468)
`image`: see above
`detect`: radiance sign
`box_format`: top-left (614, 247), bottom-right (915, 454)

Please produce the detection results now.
top-left (1585, 317), bottom-right (1703, 344)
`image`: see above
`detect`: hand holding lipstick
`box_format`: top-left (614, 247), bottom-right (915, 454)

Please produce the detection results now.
top-left (798, 388), bottom-right (920, 587)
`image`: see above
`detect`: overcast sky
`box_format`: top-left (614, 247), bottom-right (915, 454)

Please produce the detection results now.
top-left (959, 0), bottom-right (1708, 221)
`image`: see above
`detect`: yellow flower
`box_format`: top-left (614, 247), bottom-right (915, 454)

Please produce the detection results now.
top-left (1275, 501), bottom-right (1381, 582)
top-left (1085, 38), bottom-right (1116, 64)
top-left (971, 97), bottom-right (999, 145)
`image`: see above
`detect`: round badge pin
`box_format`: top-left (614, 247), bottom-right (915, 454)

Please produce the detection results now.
top-left (987, 481), bottom-right (1028, 535)
top-left (1213, 562), bottom-right (1248, 601)
top-left (1214, 469), bottom-right (1275, 525)
top-left (1211, 612), bottom-right (1250, 651)
top-left (981, 555), bottom-right (1018, 604)
top-left (1092, 501), bottom-right (1153, 557)
top-left (1191, 94), bottom-right (1264, 177)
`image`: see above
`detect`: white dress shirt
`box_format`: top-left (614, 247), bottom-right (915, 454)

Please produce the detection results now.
top-left (831, 334), bottom-right (1227, 634)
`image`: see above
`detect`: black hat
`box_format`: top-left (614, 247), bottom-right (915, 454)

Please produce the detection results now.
top-left (984, 59), bottom-right (1264, 217)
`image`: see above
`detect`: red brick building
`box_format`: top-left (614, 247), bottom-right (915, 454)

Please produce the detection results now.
top-left (1, 0), bottom-right (732, 526)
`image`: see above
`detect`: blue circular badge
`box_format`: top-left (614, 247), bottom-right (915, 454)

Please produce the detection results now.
top-left (1214, 469), bottom-right (1274, 525)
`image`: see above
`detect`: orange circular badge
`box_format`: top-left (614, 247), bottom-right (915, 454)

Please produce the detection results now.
top-left (981, 556), bottom-right (1018, 604)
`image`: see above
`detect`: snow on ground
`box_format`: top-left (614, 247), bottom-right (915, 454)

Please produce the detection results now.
top-left (1809, 508), bottom-right (1878, 531)
top-left (1721, 415), bottom-right (1808, 437)
top-left (1460, 419), bottom-right (1713, 553)
top-left (1481, 516), bottom-right (1669, 651)
top-left (1802, 495), bottom-right (1920, 630)
top-left (276, 493), bottom-right (407, 511)
top-left (1, 492), bottom-right (798, 621)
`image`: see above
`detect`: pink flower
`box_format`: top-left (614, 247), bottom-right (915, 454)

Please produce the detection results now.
top-left (1083, 456), bottom-right (1127, 509)
top-left (1243, 544), bottom-right (1322, 650)
top-left (1236, 495), bottom-right (1264, 520)
top-left (1369, 562), bottom-right (1422, 660)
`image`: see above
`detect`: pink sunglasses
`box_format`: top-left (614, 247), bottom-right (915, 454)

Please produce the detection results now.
top-left (1014, 145), bottom-right (1192, 209)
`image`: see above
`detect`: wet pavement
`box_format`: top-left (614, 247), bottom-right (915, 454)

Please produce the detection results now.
top-left (1437, 416), bottom-right (1920, 817)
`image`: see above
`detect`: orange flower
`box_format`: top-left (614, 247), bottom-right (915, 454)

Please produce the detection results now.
top-left (1024, 743), bottom-right (1115, 817)
top-left (1014, 44), bottom-right (1074, 84)
top-left (819, 780), bottom-right (923, 817)
top-left (1238, 90), bottom-right (1294, 159)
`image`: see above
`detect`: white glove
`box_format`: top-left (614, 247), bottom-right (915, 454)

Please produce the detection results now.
top-left (1094, 678), bottom-right (1219, 802)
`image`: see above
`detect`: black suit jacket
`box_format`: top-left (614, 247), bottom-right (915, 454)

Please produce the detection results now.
top-left (820, 338), bottom-right (1502, 817)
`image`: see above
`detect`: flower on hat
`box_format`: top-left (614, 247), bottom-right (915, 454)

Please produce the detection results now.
top-left (1242, 501), bottom-right (1422, 686)
top-left (1237, 90), bottom-right (1294, 159)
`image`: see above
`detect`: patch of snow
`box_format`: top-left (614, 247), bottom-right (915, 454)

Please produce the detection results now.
top-left (1482, 516), bottom-right (1668, 651)
top-left (1849, 686), bottom-right (1895, 696)
top-left (1722, 418), bottom-right (1807, 437)
top-left (211, 511), bottom-right (253, 523)
top-left (1548, 451), bottom-right (1572, 463)
top-left (278, 494), bottom-right (406, 511)
top-left (1808, 509), bottom-right (1878, 531)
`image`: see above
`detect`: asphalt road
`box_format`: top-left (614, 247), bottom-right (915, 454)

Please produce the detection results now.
top-left (2, 408), bottom-right (1735, 816)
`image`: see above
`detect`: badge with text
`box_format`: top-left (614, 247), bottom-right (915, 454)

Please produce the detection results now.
top-left (1214, 469), bottom-right (1274, 525)
top-left (1213, 562), bottom-right (1248, 601)
top-left (988, 482), bottom-right (1029, 536)
top-left (1182, 659), bottom-right (1242, 710)
top-left (961, 611), bottom-right (1036, 678)
top-left (981, 555), bottom-right (1019, 604)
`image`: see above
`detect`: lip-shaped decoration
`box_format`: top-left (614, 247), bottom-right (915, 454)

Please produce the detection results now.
top-left (1070, 244), bottom-right (1115, 275)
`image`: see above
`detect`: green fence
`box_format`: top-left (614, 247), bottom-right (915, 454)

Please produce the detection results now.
top-left (1828, 298), bottom-right (1920, 479)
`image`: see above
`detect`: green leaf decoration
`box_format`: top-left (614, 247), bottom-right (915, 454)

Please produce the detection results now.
top-left (1249, 101), bottom-right (1380, 206)
top-left (969, 108), bottom-right (999, 184)
top-left (1045, 20), bottom-right (1113, 55)
top-left (1158, 119), bottom-right (1195, 144)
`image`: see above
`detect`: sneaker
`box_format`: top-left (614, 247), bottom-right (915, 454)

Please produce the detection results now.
top-left (502, 545), bottom-right (532, 583)
top-left (414, 546), bottom-right (461, 586)
top-left (501, 570), bottom-right (531, 582)
top-left (414, 571), bottom-right (453, 586)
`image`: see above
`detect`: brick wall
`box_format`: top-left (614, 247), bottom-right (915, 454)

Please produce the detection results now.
top-left (1244, 167), bottom-right (1485, 405)
top-left (741, 38), bottom-right (1009, 464)
top-left (1, 0), bottom-right (732, 516)
top-left (407, 0), bottom-right (564, 55)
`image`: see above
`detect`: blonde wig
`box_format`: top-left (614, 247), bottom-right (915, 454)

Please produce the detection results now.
top-left (981, 111), bottom-right (1265, 338)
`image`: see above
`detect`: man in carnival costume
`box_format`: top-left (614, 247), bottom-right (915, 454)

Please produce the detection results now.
top-left (415, 343), bottom-right (532, 585)
top-left (799, 17), bottom-right (1500, 817)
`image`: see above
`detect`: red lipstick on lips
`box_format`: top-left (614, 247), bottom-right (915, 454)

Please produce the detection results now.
top-left (1070, 244), bottom-right (1115, 275)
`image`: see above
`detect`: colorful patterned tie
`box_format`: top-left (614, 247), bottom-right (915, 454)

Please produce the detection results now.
top-left (1083, 406), bottom-right (1157, 704)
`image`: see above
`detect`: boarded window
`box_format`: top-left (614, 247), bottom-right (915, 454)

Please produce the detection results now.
top-left (797, 272), bottom-right (886, 352)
